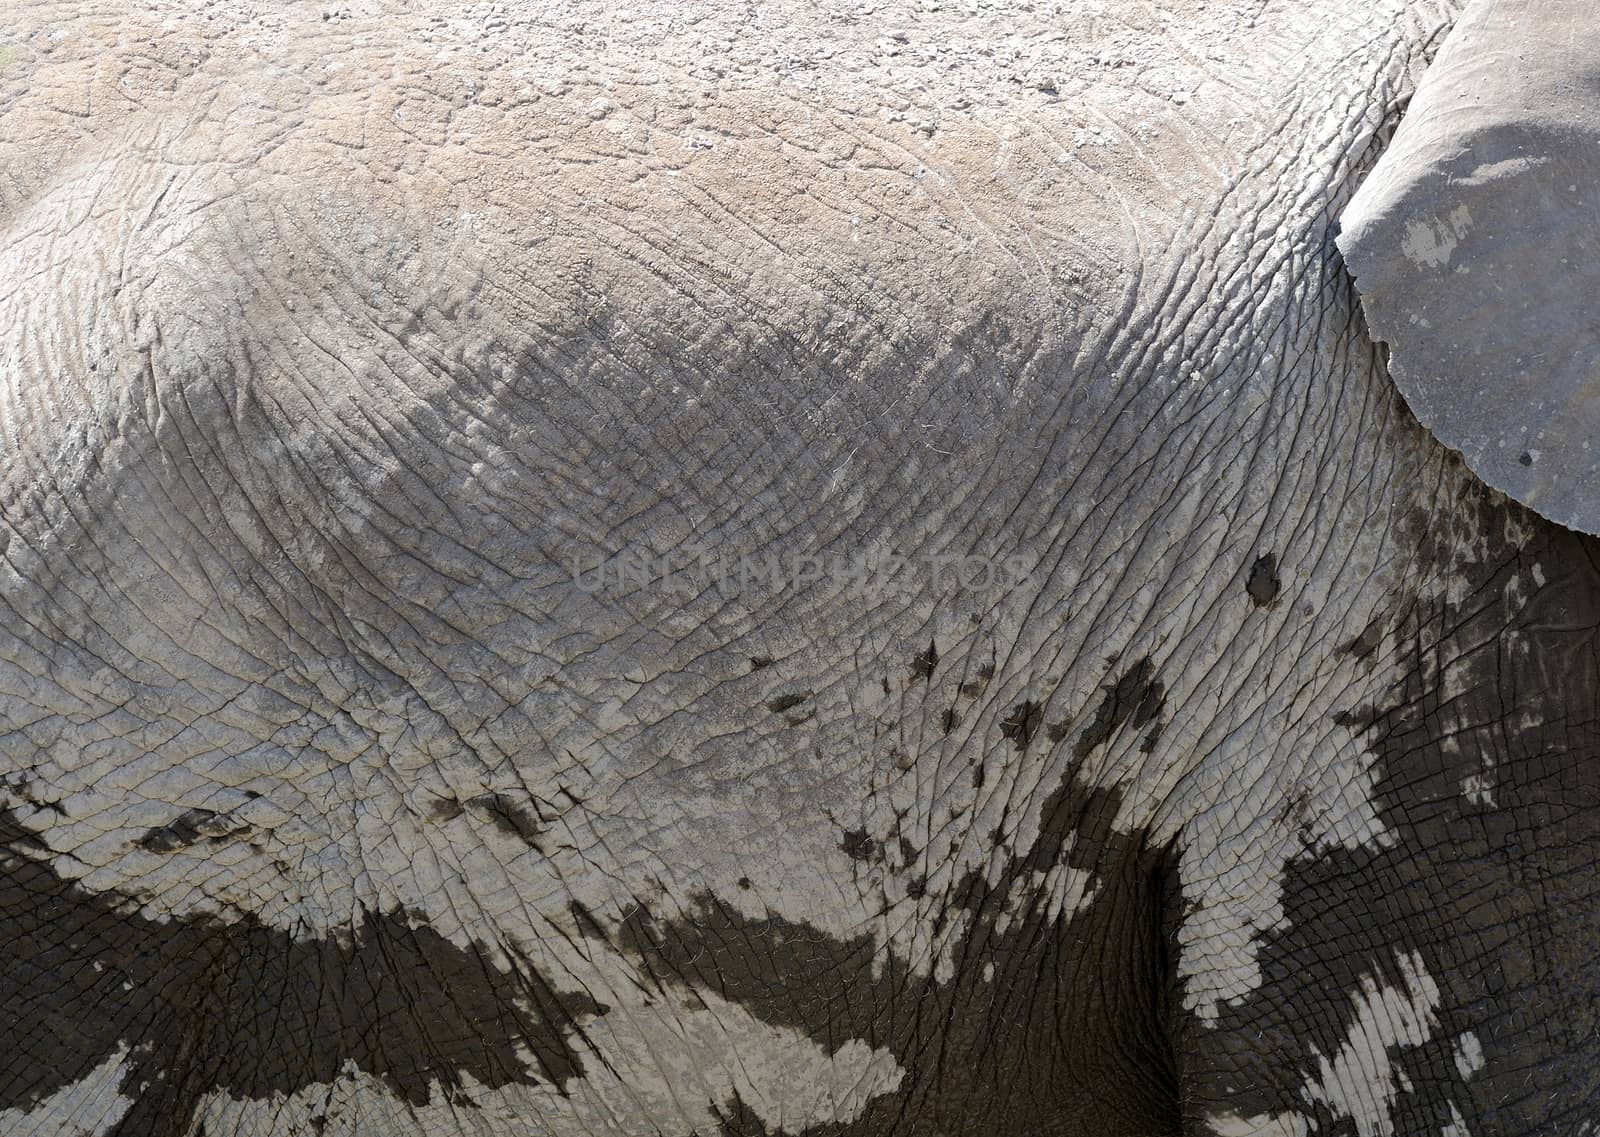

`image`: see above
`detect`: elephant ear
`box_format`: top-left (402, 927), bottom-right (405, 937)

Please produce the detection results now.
top-left (1338, 0), bottom-right (1600, 533)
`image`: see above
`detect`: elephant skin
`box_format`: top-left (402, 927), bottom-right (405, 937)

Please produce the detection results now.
top-left (1339, 0), bottom-right (1600, 535)
top-left (2, 1), bottom-right (1599, 1136)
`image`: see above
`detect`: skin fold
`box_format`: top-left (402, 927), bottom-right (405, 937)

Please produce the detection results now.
top-left (3, 1), bottom-right (1598, 1135)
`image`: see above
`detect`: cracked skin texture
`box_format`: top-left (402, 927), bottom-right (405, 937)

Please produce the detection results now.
top-left (1190, 481), bottom-right (1600, 1134)
top-left (0, 806), bottom-right (609, 1135)
top-left (8, 1), bottom-right (1600, 1136)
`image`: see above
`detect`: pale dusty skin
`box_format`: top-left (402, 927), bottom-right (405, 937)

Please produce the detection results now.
top-left (0, 1), bottom-right (1524, 1135)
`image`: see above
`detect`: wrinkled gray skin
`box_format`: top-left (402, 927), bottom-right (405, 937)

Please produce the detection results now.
top-left (1340, 0), bottom-right (1600, 535)
top-left (4, 1), bottom-right (1600, 1134)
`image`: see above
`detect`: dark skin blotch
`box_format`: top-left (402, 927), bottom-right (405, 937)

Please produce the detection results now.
top-left (911, 640), bottom-right (939, 682)
top-left (1073, 658), bottom-right (1166, 760)
top-left (427, 796), bottom-right (465, 823)
top-left (999, 699), bottom-right (1044, 749)
top-left (466, 792), bottom-right (546, 849)
top-left (1246, 552), bottom-right (1282, 607)
top-left (767, 691), bottom-right (812, 714)
top-left (136, 809), bottom-right (220, 854)
top-left (613, 767), bottom-right (1185, 1136)
top-left (1332, 705), bottom-right (1382, 731)
top-left (841, 828), bottom-right (877, 862)
top-left (0, 809), bottom-right (607, 1137)
top-left (136, 808), bottom-right (250, 853)
top-left (897, 836), bottom-right (917, 866)
top-left (1193, 491), bottom-right (1600, 1131)
top-left (569, 898), bottom-right (609, 942)
top-left (960, 661), bottom-right (996, 698)
top-left (1344, 617), bottom-right (1384, 660)
top-left (713, 1091), bottom-right (777, 1136)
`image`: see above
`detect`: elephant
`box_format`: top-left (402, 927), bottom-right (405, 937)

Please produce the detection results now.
top-left (3, 0), bottom-right (1600, 1133)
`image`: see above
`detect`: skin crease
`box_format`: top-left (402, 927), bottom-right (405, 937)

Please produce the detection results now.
top-left (7, 0), bottom-right (1600, 1135)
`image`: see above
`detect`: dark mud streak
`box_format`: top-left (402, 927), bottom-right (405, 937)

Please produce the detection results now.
top-left (466, 792), bottom-right (547, 848)
top-left (910, 641), bottom-right (939, 683)
top-left (569, 898), bottom-right (609, 942)
top-left (840, 828), bottom-right (877, 862)
top-left (959, 661), bottom-right (996, 698)
top-left (1073, 658), bottom-right (1165, 761)
top-left (427, 796), bottom-right (466, 823)
top-left (0, 812), bottom-right (607, 1136)
top-left (1246, 553), bottom-right (1282, 607)
top-left (1191, 490), bottom-right (1600, 1132)
top-left (589, 705), bottom-right (1185, 1135)
top-left (1344, 616), bottom-right (1385, 660)
top-left (136, 808), bottom-right (226, 853)
top-left (998, 699), bottom-right (1044, 750)
top-left (715, 1091), bottom-right (778, 1136)
top-left (767, 691), bottom-right (812, 714)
